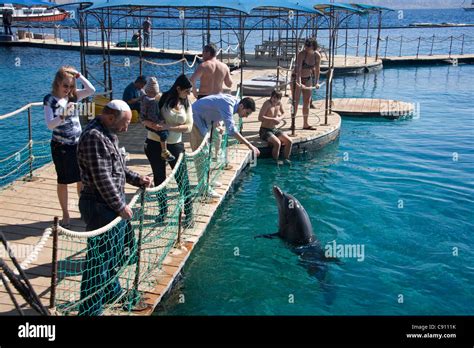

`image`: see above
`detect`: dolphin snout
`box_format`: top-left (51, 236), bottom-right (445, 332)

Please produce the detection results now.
top-left (273, 185), bottom-right (284, 201)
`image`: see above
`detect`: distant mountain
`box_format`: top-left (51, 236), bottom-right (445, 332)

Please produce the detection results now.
top-left (336, 0), bottom-right (465, 9)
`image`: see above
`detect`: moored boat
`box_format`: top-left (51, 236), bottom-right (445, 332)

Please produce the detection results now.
top-left (0, 3), bottom-right (70, 22)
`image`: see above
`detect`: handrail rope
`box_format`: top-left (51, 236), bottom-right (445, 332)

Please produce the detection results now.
top-left (86, 60), bottom-right (107, 68)
top-left (186, 132), bottom-right (211, 158)
top-left (57, 191), bottom-right (142, 238)
top-left (16, 228), bottom-right (52, 273)
top-left (0, 102), bottom-right (42, 121)
top-left (109, 59), bottom-right (141, 67)
top-left (85, 69), bottom-right (107, 88)
top-left (145, 153), bottom-right (183, 193)
top-left (0, 142), bottom-right (30, 163)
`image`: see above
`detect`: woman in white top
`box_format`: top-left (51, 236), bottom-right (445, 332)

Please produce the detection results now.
top-left (142, 74), bottom-right (194, 228)
top-left (43, 66), bottom-right (95, 227)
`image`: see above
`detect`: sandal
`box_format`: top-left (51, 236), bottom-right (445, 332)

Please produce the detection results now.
top-left (303, 125), bottom-right (317, 130)
top-left (161, 150), bottom-right (176, 162)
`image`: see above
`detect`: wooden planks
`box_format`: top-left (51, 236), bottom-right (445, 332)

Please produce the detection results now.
top-left (318, 98), bottom-right (415, 119)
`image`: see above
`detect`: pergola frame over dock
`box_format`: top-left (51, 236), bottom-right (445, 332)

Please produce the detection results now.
top-left (54, 0), bottom-right (391, 135)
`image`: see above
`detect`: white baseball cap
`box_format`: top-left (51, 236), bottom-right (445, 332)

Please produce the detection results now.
top-left (106, 100), bottom-right (131, 112)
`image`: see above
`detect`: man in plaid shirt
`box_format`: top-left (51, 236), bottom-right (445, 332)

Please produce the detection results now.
top-left (77, 100), bottom-right (152, 315)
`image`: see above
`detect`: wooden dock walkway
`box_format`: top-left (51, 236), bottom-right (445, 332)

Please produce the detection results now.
top-left (0, 37), bottom-right (202, 59)
top-left (0, 87), bottom-right (340, 315)
top-left (1, 38), bottom-right (382, 74)
top-left (315, 98), bottom-right (415, 119)
top-left (382, 54), bottom-right (474, 66)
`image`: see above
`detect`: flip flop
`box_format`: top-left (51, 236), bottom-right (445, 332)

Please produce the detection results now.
top-left (303, 126), bottom-right (317, 130)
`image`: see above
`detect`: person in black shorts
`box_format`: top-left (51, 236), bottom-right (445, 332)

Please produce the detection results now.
top-left (258, 90), bottom-right (293, 164)
top-left (44, 66), bottom-right (95, 227)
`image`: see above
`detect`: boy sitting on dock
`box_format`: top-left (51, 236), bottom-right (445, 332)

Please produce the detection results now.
top-left (140, 77), bottom-right (175, 161)
top-left (258, 90), bottom-right (293, 164)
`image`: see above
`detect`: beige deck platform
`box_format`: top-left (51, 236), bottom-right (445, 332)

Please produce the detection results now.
top-left (2, 38), bottom-right (383, 74)
top-left (382, 54), bottom-right (474, 65)
top-left (315, 98), bottom-right (415, 119)
top-left (1, 37), bottom-right (201, 58)
top-left (243, 55), bottom-right (383, 73)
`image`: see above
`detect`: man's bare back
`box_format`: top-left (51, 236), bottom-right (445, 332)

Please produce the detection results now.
top-left (191, 57), bottom-right (232, 97)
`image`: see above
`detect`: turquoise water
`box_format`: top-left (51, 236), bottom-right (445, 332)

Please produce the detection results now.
top-left (157, 64), bottom-right (474, 315)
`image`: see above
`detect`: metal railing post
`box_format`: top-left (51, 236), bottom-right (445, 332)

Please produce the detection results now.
top-left (364, 32), bottom-right (369, 64)
top-left (448, 35), bottom-right (453, 58)
top-left (460, 34), bottom-right (465, 55)
top-left (177, 207), bottom-right (183, 246)
top-left (430, 34), bottom-right (435, 56)
top-left (416, 36), bottom-right (421, 58)
top-left (399, 35), bottom-right (403, 57)
top-left (384, 35), bottom-right (389, 58)
top-left (50, 217), bottom-right (59, 309)
top-left (133, 188), bottom-right (146, 298)
top-left (27, 106), bottom-right (33, 180)
top-left (368, 36), bottom-right (372, 58)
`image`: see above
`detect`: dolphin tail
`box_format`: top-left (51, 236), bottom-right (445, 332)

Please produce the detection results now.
top-left (254, 232), bottom-right (280, 240)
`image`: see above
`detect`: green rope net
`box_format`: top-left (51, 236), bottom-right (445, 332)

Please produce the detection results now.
top-left (53, 130), bottom-right (236, 316)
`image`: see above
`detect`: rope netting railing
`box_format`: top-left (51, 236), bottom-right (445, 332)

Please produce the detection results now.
top-left (51, 130), bottom-right (235, 316)
top-left (0, 103), bottom-right (52, 189)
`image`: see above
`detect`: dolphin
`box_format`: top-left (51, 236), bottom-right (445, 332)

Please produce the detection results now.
top-left (257, 185), bottom-right (339, 304)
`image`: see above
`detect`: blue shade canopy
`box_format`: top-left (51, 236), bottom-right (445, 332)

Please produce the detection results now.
top-left (84, 0), bottom-right (322, 14)
top-left (349, 3), bottom-right (393, 11)
top-left (311, 1), bottom-right (364, 13)
top-left (245, 0), bottom-right (322, 14)
top-left (84, 0), bottom-right (252, 13)
top-left (5, 0), bottom-right (56, 6)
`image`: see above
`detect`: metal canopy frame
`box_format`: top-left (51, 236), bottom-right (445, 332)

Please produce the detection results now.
top-left (54, 1), bottom-right (391, 134)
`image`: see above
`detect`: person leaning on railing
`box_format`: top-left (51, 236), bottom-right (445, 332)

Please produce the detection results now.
top-left (76, 100), bottom-right (152, 316)
top-left (190, 94), bottom-right (261, 199)
top-left (44, 66), bottom-right (95, 228)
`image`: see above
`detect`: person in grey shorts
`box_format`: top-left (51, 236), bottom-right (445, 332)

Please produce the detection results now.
top-left (258, 90), bottom-right (293, 164)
